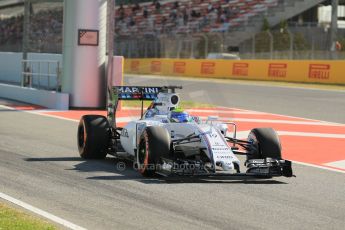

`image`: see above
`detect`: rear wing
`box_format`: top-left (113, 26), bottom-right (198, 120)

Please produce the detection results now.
top-left (113, 86), bottom-right (162, 101)
top-left (107, 86), bottom-right (182, 127)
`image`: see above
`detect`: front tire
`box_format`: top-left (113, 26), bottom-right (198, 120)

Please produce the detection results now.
top-left (247, 128), bottom-right (282, 160)
top-left (77, 115), bottom-right (110, 159)
top-left (137, 126), bottom-right (170, 177)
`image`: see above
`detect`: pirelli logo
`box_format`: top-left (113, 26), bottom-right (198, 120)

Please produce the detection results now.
top-left (173, 62), bottom-right (186, 74)
top-left (268, 63), bottom-right (287, 78)
top-left (232, 63), bottom-right (249, 76)
top-left (130, 60), bottom-right (140, 72)
top-left (201, 62), bottom-right (215, 75)
top-left (308, 64), bottom-right (330, 80)
top-left (151, 61), bottom-right (161, 73)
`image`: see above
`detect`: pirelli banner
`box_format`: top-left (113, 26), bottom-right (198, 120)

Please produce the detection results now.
top-left (124, 59), bottom-right (345, 85)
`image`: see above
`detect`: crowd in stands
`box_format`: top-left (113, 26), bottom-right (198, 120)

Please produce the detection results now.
top-left (0, 15), bottom-right (23, 46)
top-left (115, 0), bottom-right (278, 36)
top-left (28, 9), bottom-right (63, 51)
top-left (0, 0), bottom-right (277, 51)
top-left (0, 7), bottom-right (62, 52)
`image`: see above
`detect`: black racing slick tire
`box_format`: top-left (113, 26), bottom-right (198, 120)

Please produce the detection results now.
top-left (138, 126), bottom-right (170, 177)
top-left (247, 128), bottom-right (282, 160)
top-left (77, 115), bottom-right (110, 159)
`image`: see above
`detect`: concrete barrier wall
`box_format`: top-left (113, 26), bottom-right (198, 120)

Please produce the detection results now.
top-left (124, 59), bottom-right (345, 85)
top-left (0, 52), bottom-right (66, 109)
top-left (0, 83), bottom-right (69, 110)
top-left (0, 52), bottom-right (22, 83)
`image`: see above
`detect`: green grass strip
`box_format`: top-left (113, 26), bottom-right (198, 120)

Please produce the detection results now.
top-left (0, 202), bottom-right (57, 230)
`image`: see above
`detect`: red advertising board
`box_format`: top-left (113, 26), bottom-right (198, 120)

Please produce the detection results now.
top-left (268, 63), bottom-right (287, 78)
top-left (232, 63), bottom-right (249, 76)
top-left (201, 62), bottom-right (215, 74)
top-left (308, 64), bottom-right (330, 80)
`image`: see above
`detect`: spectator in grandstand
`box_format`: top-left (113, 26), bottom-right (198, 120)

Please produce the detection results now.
top-left (128, 14), bottom-right (135, 27)
top-left (219, 12), bottom-right (227, 23)
top-left (200, 13), bottom-right (208, 27)
top-left (153, 0), bottom-right (161, 12)
top-left (170, 8), bottom-right (177, 21)
top-left (143, 6), bottom-right (148, 18)
top-left (176, 12), bottom-right (184, 27)
top-left (117, 4), bottom-right (125, 21)
top-left (183, 9), bottom-right (189, 26)
top-left (207, 3), bottom-right (214, 13)
top-left (228, 5), bottom-right (239, 17)
top-left (336, 41), bottom-right (342, 51)
top-left (191, 9), bottom-right (200, 18)
top-left (216, 5), bottom-right (222, 16)
top-left (173, 1), bottom-right (179, 9)
top-left (132, 3), bottom-right (141, 14)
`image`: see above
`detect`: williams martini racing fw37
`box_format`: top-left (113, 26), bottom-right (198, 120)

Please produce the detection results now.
top-left (77, 86), bottom-right (294, 178)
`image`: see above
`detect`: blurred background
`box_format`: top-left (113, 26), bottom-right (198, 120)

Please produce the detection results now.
top-left (0, 0), bottom-right (344, 59)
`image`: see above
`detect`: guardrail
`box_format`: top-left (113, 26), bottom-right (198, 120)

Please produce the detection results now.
top-left (21, 59), bottom-right (61, 91)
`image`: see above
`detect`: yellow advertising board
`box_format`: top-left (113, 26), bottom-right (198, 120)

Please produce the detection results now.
top-left (124, 59), bottom-right (345, 84)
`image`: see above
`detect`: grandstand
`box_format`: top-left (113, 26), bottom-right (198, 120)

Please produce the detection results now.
top-left (0, 0), bottom-right (344, 58)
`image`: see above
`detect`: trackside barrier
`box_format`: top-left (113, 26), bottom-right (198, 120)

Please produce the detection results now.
top-left (124, 59), bottom-right (345, 85)
top-left (0, 83), bottom-right (69, 110)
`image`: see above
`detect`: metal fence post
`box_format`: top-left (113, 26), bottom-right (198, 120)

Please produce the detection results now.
top-left (267, 31), bottom-right (273, 59)
top-left (154, 39), bottom-right (158, 58)
top-left (177, 37), bottom-right (182, 58)
top-left (198, 33), bottom-right (208, 58)
top-left (56, 61), bottom-right (61, 92)
top-left (191, 36), bottom-right (195, 59)
top-left (160, 35), bottom-right (167, 58)
top-left (287, 29), bottom-right (294, 60)
top-left (252, 34), bottom-right (256, 59)
top-left (311, 37), bottom-right (315, 60)
top-left (38, 62), bottom-right (41, 89)
top-left (29, 62), bottom-right (33, 88)
top-left (21, 61), bottom-right (25, 87)
top-left (47, 62), bottom-right (50, 89)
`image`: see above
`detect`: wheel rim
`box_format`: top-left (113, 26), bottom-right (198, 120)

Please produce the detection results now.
top-left (247, 132), bottom-right (260, 159)
top-left (138, 140), bottom-right (149, 173)
top-left (78, 123), bottom-right (86, 149)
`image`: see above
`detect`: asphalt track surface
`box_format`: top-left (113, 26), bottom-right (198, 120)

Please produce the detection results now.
top-left (0, 76), bottom-right (345, 230)
top-left (125, 75), bottom-right (345, 123)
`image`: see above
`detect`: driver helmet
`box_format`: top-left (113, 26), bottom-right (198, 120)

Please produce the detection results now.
top-left (170, 108), bottom-right (191, 123)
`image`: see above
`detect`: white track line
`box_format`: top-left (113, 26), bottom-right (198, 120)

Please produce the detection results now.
top-left (201, 117), bottom-right (342, 126)
top-left (187, 109), bottom-right (265, 114)
top-left (226, 106), bottom-right (345, 125)
top-left (235, 130), bottom-right (345, 139)
top-left (292, 161), bottom-right (345, 174)
top-left (277, 131), bottom-right (345, 139)
top-left (227, 130), bottom-right (345, 174)
top-left (324, 160), bottom-right (345, 170)
top-left (0, 192), bottom-right (87, 230)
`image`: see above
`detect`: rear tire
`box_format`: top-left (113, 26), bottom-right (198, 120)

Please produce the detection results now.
top-left (247, 128), bottom-right (282, 160)
top-left (138, 126), bottom-right (170, 177)
top-left (77, 115), bottom-right (110, 159)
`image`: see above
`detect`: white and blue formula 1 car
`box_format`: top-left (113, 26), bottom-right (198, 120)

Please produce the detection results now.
top-left (77, 86), bottom-right (293, 178)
